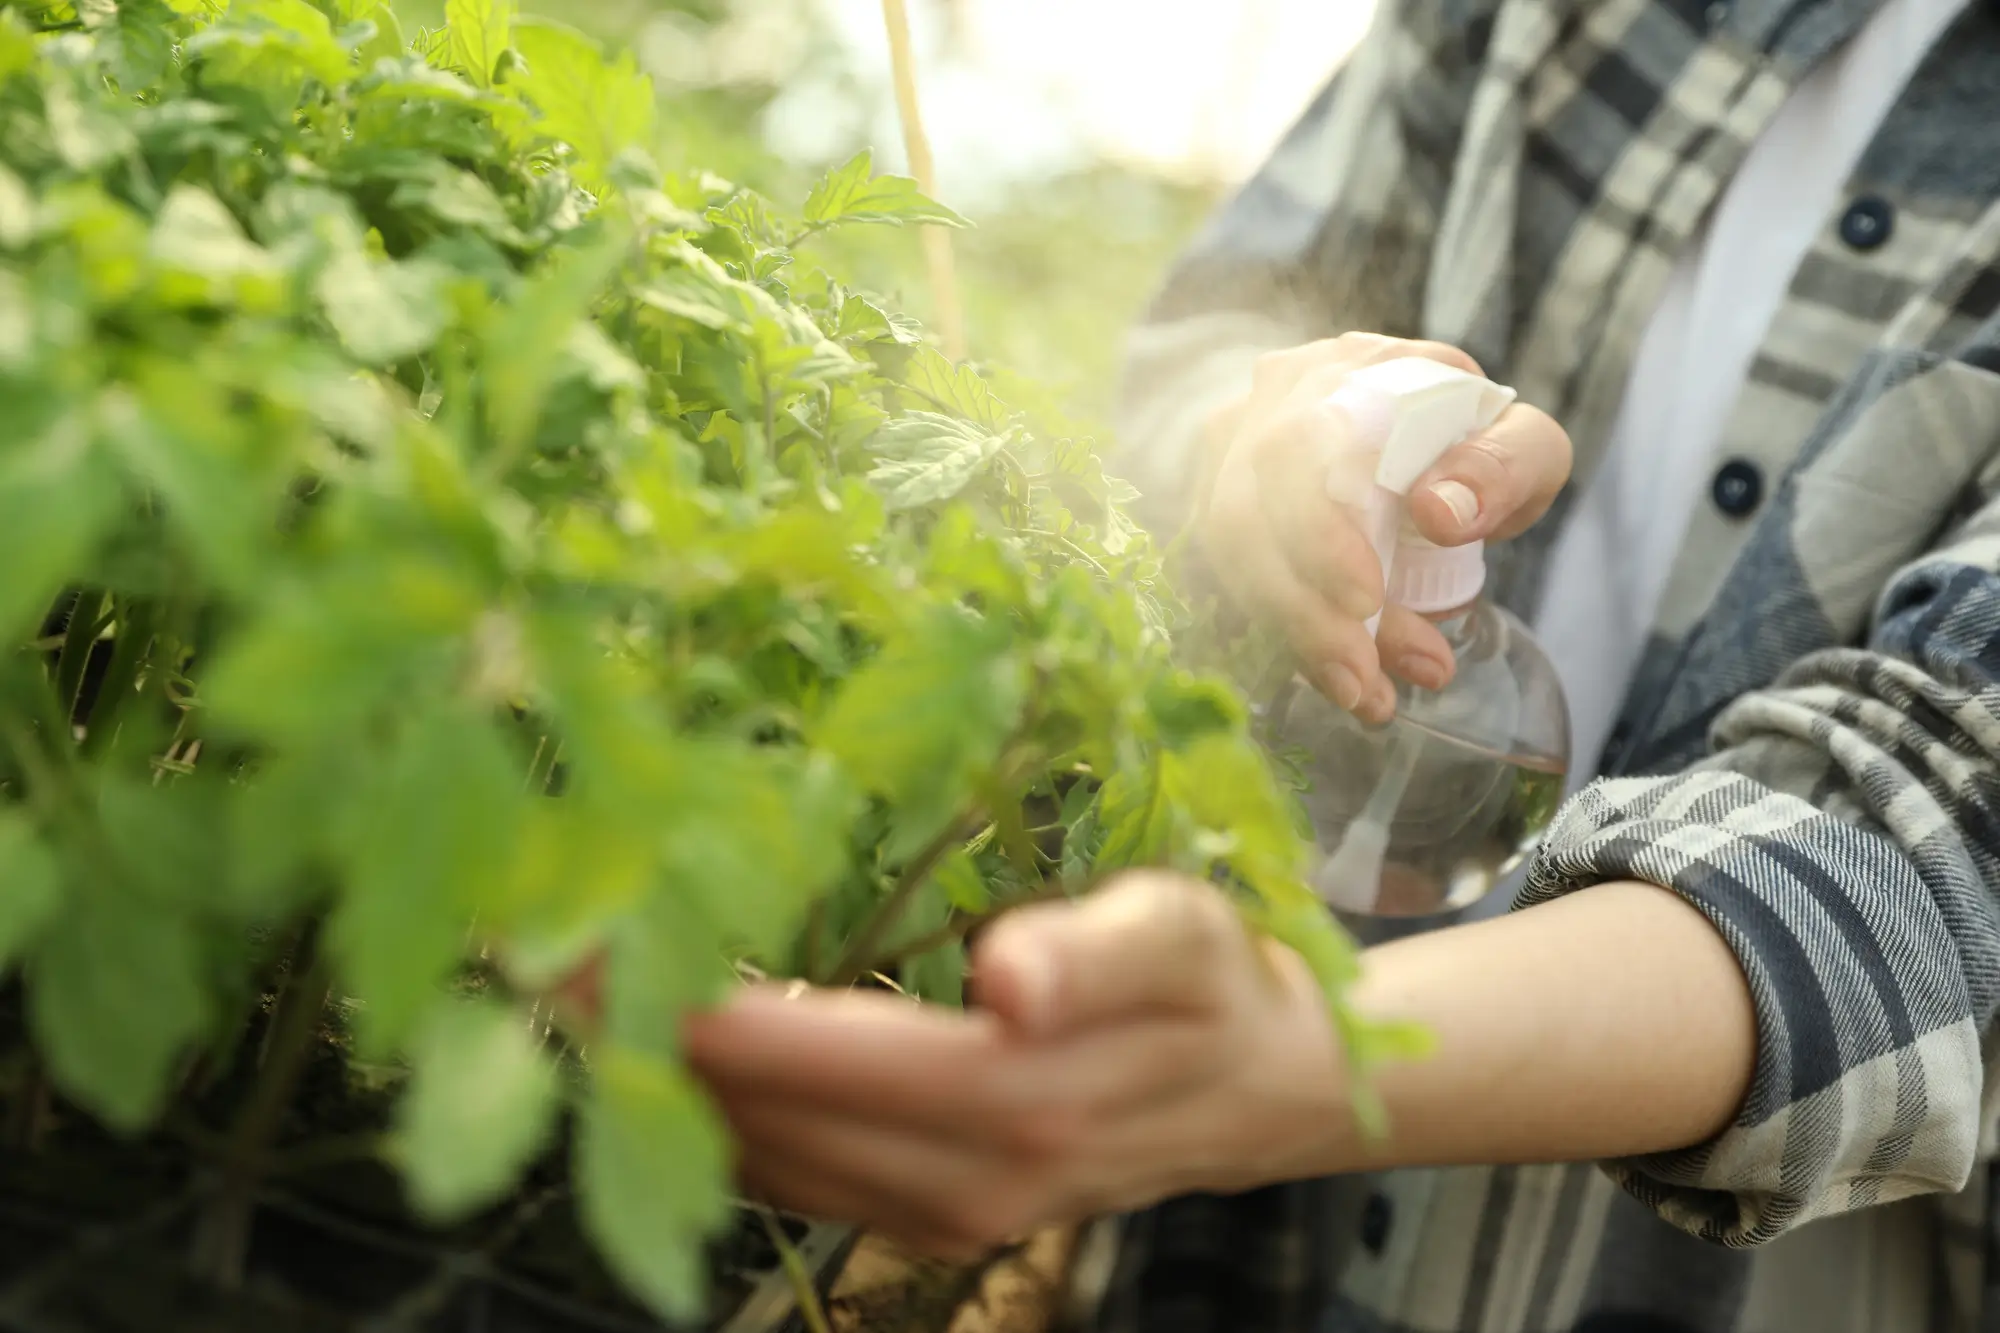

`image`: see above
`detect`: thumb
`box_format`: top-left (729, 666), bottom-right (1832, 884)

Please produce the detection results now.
top-left (1407, 402), bottom-right (1573, 547)
top-left (971, 873), bottom-right (1245, 1040)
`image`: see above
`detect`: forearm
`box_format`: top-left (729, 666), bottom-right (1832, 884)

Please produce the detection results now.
top-left (1316, 881), bottom-right (1757, 1172)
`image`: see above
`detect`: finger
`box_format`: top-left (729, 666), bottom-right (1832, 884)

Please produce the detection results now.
top-left (1382, 338), bottom-right (1484, 378)
top-left (1202, 459), bottom-right (1390, 715)
top-left (689, 987), bottom-right (1214, 1130)
top-left (1254, 334), bottom-right (1483, 409)
top-left (1375, 605), bottom-right (1457, 694)
top-left (686, 986), bottom-right (1003, 1106)
top-left (1408, 402), bottom-right (1573, 546)
top-left (1245, 407), bottom-right (1386, 623)
top-left (730, 1106), bottom-right (1021, 1249)
top-left (972, 873), bottom-right (1252, 1040)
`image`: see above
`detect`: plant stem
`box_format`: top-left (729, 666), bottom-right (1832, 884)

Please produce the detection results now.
top-left (990, 795), bottom-right (1045, 880)
top-left (756, 1205), bottom-right (836, 1333)
top-left (52, 592), bottom-right (109, 729)
top-left (783, 220), bottom-right (834, 251)
top-left (878, 0), bottom-right (965, 360)
top-left (80, 598), bottom-right (157, 760)
top-left (193, 932), bottom-right (332, 1290)
top-left (861, 876), bottom-right (1079, 979)
top-left (824, 811), bottom-right (985, 988)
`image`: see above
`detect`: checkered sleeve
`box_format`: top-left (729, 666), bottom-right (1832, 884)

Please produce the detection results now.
top-left (1111, 0), bottom-right (1495, 536)
top-left (1523, 346), bottom-right (2000, 1248)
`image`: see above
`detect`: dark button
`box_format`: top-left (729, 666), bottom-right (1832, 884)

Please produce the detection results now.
top-left (1711, 459), bottom-right (1764, 518)
top-left (1359, 1192), bottom-right (1393, 1255)
top-left (1839, 196), bottom-right (1895, 251)
top-left (1704, 1), bottom-right (1730, 28)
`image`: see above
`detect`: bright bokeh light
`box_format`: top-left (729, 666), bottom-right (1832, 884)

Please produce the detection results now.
top-left (758, 0), bottom-right (1377, 207)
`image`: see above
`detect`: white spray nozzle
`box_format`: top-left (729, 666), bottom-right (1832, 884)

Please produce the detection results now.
top-left (1324, 358), bottom-right (1517, 637)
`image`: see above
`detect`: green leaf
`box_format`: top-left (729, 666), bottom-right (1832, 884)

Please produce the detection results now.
top-left (0, 418), bottom-right (122, 643)
top-left (932, 849), bottom-right (989, 914)
top-left (901, 937), bottom-right (965, 1007)
top-left (867, 412), bottom-right (1011, 511)
top-left (1146, 670), bottom-right (1246, 748)
top-left (655, 745), bottom-right (854, 960)
top-left (388, 161), bottom-right (520, 241)
top-left (184, 0), bottom-right (353, 100)
top-left (1094, 756), bottom-right (1182, 872)
top-left (817, 609), bottom-right (1026, 858)
top-left (598, 882), bottom-right (736, 1061)
top-left (445, 0), bottom-right (511, 88)
top-left (0, 162), bottom-right (38, 249)
top-left (230, 749), bottom-right (357, 918)
top-left (96, 776), bottom-right (230, 915)
top-left (28, 881), bottom-right (210, 1132)
top-left (104, 0), bottom-right (180, 89)
top-left (395, 997), bottom-right (560, 1220)
top-left (577, 1047), bottom-right (732, 1323)
top-left (317, 249), bottom-right (451, 363)
top-left (203, 559), bottom-right (483, 743)
top-left (0, 814), bottom-right (61, 970)
top-left (1174, 733), bottom-right (1309, 883)
top-left (355, 4), bottom-right (406, 65)
top-left (331, 709), bottom-right (523, 1055)
top-left (636, 238), bottom-right (787, 333)
top-left (834, 289), bottom-right (922, 346)
top-left (480, 224), bottom-right (629, 461)
top-left (899, 345), bottom-right (1010, 430)
top-left (42, 73), bottom-right (137, 172)
top-left (891, 877), bottom-right (965, 1005)
top-left (114, 362), bottom-right (272, 592)
top-left (323, 0), bottom-right (387, 23)
top-left (508, 19), bottom-right (654, 192)
top-left (204, 610), bottom-right (421, 741)
top-left (804, 151), bottom-right (970, 230)
top-left (147, 184), bottom-right (284, 309)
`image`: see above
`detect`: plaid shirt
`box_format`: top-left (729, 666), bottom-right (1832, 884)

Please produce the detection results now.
top-left (1089, 1), bottom-right (2000, 1330)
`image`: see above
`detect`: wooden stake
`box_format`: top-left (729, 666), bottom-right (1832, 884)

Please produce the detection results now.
top-left (879, 0), bottom-right (967, 360)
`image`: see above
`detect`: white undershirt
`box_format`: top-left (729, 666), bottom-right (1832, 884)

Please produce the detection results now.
top-left (1531, 0), bottom-right (1968, 790)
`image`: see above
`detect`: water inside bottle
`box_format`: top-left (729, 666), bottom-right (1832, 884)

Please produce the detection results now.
top-left (1271, 698), bottom-right (1566, 918)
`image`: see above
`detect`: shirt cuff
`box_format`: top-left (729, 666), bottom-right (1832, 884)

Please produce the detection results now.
top-left (1520, 769), bottom-right (1985, 1247)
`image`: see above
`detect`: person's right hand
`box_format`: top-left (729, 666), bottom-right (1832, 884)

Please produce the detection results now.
top-left (1195, 334), bottom-right (1572, 725)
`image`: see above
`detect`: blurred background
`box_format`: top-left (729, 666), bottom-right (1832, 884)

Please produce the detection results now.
top-left (422, 0), bottom-right (1376, 428)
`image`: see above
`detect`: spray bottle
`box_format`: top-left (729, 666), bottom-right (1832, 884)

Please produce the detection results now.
top-left (1259, 357), bottom-right (1572, 918)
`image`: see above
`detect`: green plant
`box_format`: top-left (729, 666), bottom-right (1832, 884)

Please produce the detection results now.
top-left (0, 0), bottom-right (1404, 1323)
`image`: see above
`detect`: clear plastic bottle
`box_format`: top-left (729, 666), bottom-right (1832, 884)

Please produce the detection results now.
top-left (1259, 358), bottom-right (1572, 919)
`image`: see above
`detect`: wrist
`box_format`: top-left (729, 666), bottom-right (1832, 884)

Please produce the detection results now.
top-left (1212, 940), bottom-right (1366, 1192)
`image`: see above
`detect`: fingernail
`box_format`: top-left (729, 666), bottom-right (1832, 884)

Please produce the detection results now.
top-left (1362, 677), bottom-right (1397, 725)
top-left (1324, 665), bottom-right (1364, 712)
top-left (1428, 479), bottom-right (1480, 533)
top-left (1396, 654), bottom-right (1449, 691)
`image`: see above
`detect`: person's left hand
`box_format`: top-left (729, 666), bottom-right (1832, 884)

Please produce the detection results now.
top-left (683, 873), bottom-right (1350, 1261)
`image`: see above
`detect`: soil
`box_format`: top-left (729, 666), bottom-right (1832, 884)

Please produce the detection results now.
top-left (825, 1229), bottom-right (1075, 1333)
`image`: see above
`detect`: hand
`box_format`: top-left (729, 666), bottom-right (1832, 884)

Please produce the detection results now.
top-left (683, 873), bottom-right (1349, 1261)
top-left (1196, 334), bottom-right (1572, 723)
